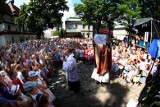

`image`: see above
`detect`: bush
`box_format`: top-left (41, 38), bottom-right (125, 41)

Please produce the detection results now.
top-left (52, 30), bottom-right (60, 36)
top-left (19, 36), bottom-right (25, 42)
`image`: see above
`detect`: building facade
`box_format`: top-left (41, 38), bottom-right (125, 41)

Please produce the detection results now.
top-left (65, 16), bottom-right (93, 38)
top-left (113, 22), bottom-right (128, 40)
top-left (0, 1), bottom-right (35, 46)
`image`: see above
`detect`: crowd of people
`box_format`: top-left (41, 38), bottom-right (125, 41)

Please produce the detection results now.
top-left (112, 42), bottom-right (160, 87)
top-left (0, 37), bottom-right (159, 107)
top-left (0, 38), bottom-right (94, 107)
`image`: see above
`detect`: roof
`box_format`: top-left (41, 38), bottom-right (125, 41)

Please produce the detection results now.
top-left (4, 1), bottom-right (20, 16)
top-left (66, 18), bottom-right (81, 22)
top-left (134, 17), bottom-right (153, 27)
top-left (114, 22), bottom-right (125, 29)
top-left (66, 16), bottom-right (81, 22)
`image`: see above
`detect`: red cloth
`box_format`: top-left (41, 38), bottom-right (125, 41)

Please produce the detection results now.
top-left (12, 79), bottom-right (24, 91)
top-left (139, 55), bottom-right (143, 60)
top-left (97, 46), bottom-right (112, 75)
top-left (84, 49), bottom-right (88, 59)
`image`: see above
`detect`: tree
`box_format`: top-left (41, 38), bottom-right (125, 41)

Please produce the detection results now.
top-left (0, 0), bottom-right (6, 21)
top-left (16, 0), bottom-right (69, 39)
top-left (0, 0), bottom-right (6, 13)
top-left (139, 0), bottom-right (160, 21)
top-left (118, 0), bottom-right (141, 45)
top-left (74, 0), bottom-right (120, 38)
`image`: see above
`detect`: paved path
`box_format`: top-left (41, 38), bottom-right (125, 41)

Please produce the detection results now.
top-left (48, 62), bottom-right (144, 107)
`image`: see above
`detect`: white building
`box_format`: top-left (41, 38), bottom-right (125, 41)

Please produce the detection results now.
top-left (113, 22), bottom-right (128, 40)
top-left (65, 16), bottom-right (93, 38)
top-left (0, 1), bottom-right (34, 46)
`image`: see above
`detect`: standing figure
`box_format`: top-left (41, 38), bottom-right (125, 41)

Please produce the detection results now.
top-left (92, 36), bottom-right (112, 83)
top-left (62, 48), bottom-right (80, 93)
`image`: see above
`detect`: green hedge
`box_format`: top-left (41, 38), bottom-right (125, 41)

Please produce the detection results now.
top-left (52, 30), bottom-right (60, 36)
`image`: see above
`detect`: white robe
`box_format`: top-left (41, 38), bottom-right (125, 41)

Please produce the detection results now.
top-left (63, 54), bottom-right (79, 82)
top-left (91, 68), bottom-right (110, 83)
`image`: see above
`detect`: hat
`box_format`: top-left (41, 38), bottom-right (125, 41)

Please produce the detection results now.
top-left (23, 81), bottom-right (38, 92)
top-left (10, 84), bottom-right (19, 95)
top-left (0, 70), bottom-right (6, 76)
top-left (45, 55), bottom-right (50, 60)
top-left (28, 71), bottom-right (39, 77)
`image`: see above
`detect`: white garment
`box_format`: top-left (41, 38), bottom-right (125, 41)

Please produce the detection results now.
top-left (37, 79), bottom-right (56, 102)
top-left (17, 71), bottom-right (25, 84)
top-left (63, 54), bottom-right (79, 82)
top-left (139, 61), bottom-right (146, 71)
top-left (31, 90), bottom-right (43, 107)
top-left (3, 75), bottom-right (12, 87)
top-left (91, 68), bottom-right (110, 83)
top-left (31, 94), bottom-right (38, 107)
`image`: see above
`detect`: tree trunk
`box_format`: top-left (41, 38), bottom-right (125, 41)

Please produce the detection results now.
top-left (88, 24), bottom-right (90, 38)
top-left (97, 22), bottom-right (101, 33)
top-left (61, 28), bottom-right (64, 38)
top-left (128, 25), bottom-right (131, 47)
top-left (108, 22), bottom-right (111, 39)
top-left (37, 28), bottom-right (43, 39)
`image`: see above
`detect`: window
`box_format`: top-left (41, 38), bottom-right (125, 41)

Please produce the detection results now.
top-left (8, 25), bottom-right (11, 31)
top-left (83, 33), bottom-right (85, 37)
top-left (73, 24), bottom-right (77, 29)
top-left (67, 24), bottom-right (72, 29)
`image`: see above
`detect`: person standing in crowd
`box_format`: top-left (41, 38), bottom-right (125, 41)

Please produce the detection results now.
top-left (84, 46), bottom-right (89, 63)
top-left (92, 36), bottom-right (112, 83)
top-left (62, 48), bottom-right (80, 93)
top-left (123, 36), bottom-right (128, 47)
top-left (99, 38), bottom-right (112, 80)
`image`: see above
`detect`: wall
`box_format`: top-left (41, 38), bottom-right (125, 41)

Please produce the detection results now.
top-left (113, 29), bottom-right (128, 40)
top-left (0, 34), bottom-right (21, 46)
top-left (0, 35), bottom-right (6, 45)
top-left (3, 22), bottom-right (17, 31)
top-left (0, 23), bottom-right (5, 32)
top-left (81, 25), bottom-right (93, 38)
top-left (5, 34), bottom-right (20, 44)
top-left (66, 21), bottom-right (81, 32)
top-left (66, 21), bottom-right (93, 38)
top-left (3, 14), bottom-right (13, 23)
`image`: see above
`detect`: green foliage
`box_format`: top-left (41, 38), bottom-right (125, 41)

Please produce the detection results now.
top-left (19, 35), bottom-right (25, 42)
top-left (52, 30), bottom-right (60, 36)
top-left (139, 0), bottom-right (160, 20)
top-left (15, 4), bottom-right (28, 29)
top-left (118, 0), bottom-right (141, 28)
top-left (74, 0), bottom-right (120, 33)
top-left (16, 0), bottom-right (69, 39)
top-left (0, 0), bottom-right (6, 21)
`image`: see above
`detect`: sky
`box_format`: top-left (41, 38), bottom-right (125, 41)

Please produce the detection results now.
top-left (9, 0), bottom-right (81, 28)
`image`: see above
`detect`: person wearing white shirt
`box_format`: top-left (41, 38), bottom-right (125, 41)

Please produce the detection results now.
top-left (62, 48), bottom-right (80, 93)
